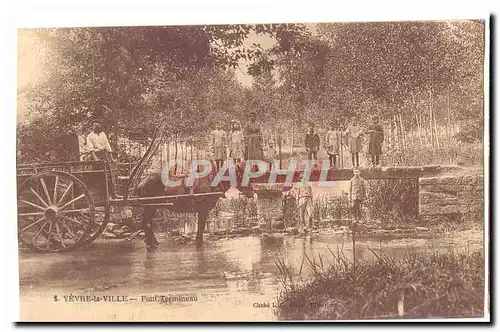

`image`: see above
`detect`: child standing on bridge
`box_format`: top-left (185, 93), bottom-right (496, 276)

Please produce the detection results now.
top-left (366, 115), bottom-right (384, 167)
top-left (265, 139), bottom-right (278, 169)
top-left (325, 120), bottom-right (341, 169)
top-left (212, 122), bottom-right (227, 171)
top-left (228, 120), bottom-right (244, 164)
top-left (305, 123), bottom-right (320, 164)
top-left (345, 120), bottom-right (363, 168)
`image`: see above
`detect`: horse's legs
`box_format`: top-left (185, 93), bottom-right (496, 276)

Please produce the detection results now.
top-left (142, 206), bottom-right (159, 249)
top-left (196, 209), bottom-right (208, 248)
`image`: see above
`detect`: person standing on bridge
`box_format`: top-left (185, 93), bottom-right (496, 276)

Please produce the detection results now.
top-left (228, 120), bottom-right (244, 164)
top-left (211, 122), bottom-right (227, 171)
top-left (244, 111), bottom-right (263, 162)
top-left (265, 139), bottom-right (278, 169)
top-left (349, 168), bottom-right (366, 223)
top-left (325, 120), bottom-right (341, 169)
top-left (366, 115), bottom-right (384, 168)
top-left (345, 119), bottom-right (363, 168)
top-left (305, 123), bottom-right (320, 164)
top-left (86, 119), bottom-right (121, 199)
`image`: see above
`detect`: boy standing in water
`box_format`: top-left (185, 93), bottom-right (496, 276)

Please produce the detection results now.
top-left (294, 171), bottom-right (313, 233)
top-left (349, 168), bottom-right (366, 223)
top-left (367, 115), bottom-right (384, 167)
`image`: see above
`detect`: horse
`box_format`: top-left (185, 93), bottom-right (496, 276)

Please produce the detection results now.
top-left (135, 161), bottom-right (254, 250)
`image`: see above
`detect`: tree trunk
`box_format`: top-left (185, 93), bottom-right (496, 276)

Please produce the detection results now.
top-left (390, 117), bottom-right (395, 165)
top-left (447, 86), bottom-right (452, 141)
top-left (429, 90), bottom-right (434, 147)
top-left (166, 140), bottom-right (170, 168)
top-left (399, 114), bottom-right (405, 151)
top-left (174, 139), bottom-right (178, 174)
top-left (183, 142), bottom-right (187, 173)
top-left (416, 112), bottom-right (423, 145)
top-left (434, 111), bottom-right (440, 148)
top-left (411, 93), bottom-right (422, 146)
top-left (278, 135), bottom-right (283, 168)
top-left (159, 142), bottom-right (163, 169)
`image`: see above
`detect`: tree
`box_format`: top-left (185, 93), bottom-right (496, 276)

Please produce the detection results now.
top-left (17, 24), bottom-right (308, 162)
top-left (269, 20), bottom-right (484, 128)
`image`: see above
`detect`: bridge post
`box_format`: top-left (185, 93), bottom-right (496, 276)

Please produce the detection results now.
top-left (252, 183), bottom-right (291, 232)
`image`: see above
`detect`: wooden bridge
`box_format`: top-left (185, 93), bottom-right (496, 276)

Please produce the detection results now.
top-left (246, 164), bottom-right (461, 184)
top-left (113, 162), bottom-right (460, 191)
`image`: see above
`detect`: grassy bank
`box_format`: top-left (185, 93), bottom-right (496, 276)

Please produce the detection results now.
top-left (276, 249), bottom-right (485, 320)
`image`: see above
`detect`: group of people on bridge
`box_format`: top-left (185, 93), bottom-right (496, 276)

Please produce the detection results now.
top-left (211, 113), bottom-right (385, 170)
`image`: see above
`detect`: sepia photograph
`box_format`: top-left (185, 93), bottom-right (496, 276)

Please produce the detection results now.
top-left (15, 17), bottom-right (488, 322)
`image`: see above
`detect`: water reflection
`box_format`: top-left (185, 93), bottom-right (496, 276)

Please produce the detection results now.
top-left (223, 237), bottom-right (262, 272)
top-left (196, 248), bottom-right (208, 274)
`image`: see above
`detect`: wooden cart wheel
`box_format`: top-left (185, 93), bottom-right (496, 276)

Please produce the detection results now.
top-left (17, 171), bottom-right (95, 252)
top-left (81, 203), bottom-right (110, 245)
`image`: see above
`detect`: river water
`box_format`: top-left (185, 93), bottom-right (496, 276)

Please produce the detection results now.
top-left (19, 230), bottom-right (483, 321)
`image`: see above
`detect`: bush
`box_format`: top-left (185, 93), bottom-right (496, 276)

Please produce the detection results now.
top-left (231, 196), bottom-right (258, 226)
top-left (364, 179), bottom-right (419, 223)
top-left (311, 194), bottom-right (350, 224)
top-left (276, 249), bottom-right (485, 320)
top-left (384, 140), bottom-right (483, 167)
top-left (453, 121), bottom-right (483, 144)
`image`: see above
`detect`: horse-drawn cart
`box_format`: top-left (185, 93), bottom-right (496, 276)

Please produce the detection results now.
top-left (16, 126), bottom-right (226, 253)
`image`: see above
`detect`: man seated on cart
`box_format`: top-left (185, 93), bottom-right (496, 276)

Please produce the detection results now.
top-left (86, 119), bottom-right (122, 199)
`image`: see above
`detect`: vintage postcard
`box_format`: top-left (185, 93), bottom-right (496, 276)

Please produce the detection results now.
top-left (16, 18), bottom-right (489, 322)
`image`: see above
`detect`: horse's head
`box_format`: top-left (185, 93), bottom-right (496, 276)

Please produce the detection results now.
top-left (210, 160), bottom-right (254, 198)
top-left (234, 161), bottom-right (255, 198)
top-left (236, 181), bottom-right (255, 199)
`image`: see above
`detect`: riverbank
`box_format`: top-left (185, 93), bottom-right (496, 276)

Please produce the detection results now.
top-left (94, 215), bottom-right (483, 247)
top-left (276, 247), bottom-right (486, 320)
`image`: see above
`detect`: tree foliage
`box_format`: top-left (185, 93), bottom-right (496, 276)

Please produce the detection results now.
top-left (17, 21), bottom-right (485, 163)
top-left (273, 20), bottom-right (484, 128)
top-left (17, 24), bottom-right (307, 161)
